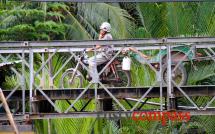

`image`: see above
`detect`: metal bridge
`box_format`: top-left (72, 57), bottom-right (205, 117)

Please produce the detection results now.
top-left (0, 37), bottom-right (215, 132)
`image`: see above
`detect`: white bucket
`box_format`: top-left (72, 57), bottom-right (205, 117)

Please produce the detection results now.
top-left (122, 57), bottom-right (131, 70)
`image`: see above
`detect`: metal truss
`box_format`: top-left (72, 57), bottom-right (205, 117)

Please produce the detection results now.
top-left (0, 37), bottom-right (215, 122)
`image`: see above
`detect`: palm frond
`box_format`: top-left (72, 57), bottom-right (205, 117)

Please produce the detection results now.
top-left (187, 62), bottom-right (215, 85)
top-left (77, 3), bottom-right (135, 39)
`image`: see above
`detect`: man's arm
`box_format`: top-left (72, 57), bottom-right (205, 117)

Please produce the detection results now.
top-left (128, 47), bottom-right (150, 59)
top-left (86, 45), bottom-right (102, 52)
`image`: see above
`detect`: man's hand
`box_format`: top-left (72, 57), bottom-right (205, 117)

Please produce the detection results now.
top-left (126, 47), bottom-right (151, 60)
top-left (86, 45), bottom-right (102, 52)
top-left (128, 47), bottom-right (138, 53)
top-left (86, 47), bottom-right (97, 52)
top-left (86, 48), bottom-right (92, 52)
top-left (196, 52), bottom-right (203, 57)
top-left (122, 47), bottom-right (130, 54)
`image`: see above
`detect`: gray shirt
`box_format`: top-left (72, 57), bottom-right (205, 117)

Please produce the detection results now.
top-left (99, 33), bottom-right (114, 58)
top-left (100, 33), bottom-right (113, 40)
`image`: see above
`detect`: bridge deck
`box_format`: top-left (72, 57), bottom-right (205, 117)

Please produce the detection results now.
top-left (1, 85), bottom-right (215, 120)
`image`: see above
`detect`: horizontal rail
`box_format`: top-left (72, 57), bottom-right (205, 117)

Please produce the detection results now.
top-left (0, 44), bottom-right (214, 54)
top-left (0, 46), bottom-right (167, 53)
top-left (0, 37), bottom-right (215, 48)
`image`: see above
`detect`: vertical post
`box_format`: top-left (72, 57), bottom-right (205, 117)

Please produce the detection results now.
top-left (159, 45), bottom-right (163, 111)
top-left (22, 49), bottom-right (25, 114)
top-left (92, 45), bottom-right (99, 83)
top-left (47, 119), bottom-right (51, 134)
top-left (49, 52), bottom-right (53, 88)
top-left (95, 84), bottom-right (99, 111)
top-left (40, 53), bottom-right (45, 88)
top-left (92, 45), bottom-right (99, 111)
top-left (167, 45), bottom-right (175, 110)
top-left (29, 49), bottom-right (34, 114)
top-left (0, 88), bottom-right (19, 134)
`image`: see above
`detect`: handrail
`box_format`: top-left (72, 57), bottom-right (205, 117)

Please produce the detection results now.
top-left (0, 37), bottom-right (215, 48)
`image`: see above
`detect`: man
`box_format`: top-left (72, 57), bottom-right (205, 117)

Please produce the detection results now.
top-left (86, 22), bottom-right (113, 80)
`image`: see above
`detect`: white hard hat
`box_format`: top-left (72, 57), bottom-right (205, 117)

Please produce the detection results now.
top-left (100, 22), bottom-right (111, 32)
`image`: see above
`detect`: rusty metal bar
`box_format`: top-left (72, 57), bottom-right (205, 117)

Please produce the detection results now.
top-left (0, 88), bottom-right (19, 134)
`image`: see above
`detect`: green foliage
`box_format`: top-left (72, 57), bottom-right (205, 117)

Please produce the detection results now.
top-left (76, 3), bottom-right (135, 39)
top-left (2, 75), bottom-right (18, 89)
top-left (0, 24), bottom-right (36, 40)
top-left (131, 62), bottom-right (156, 87)
top-left (187, 61), bottom-right (215, 85)
top-left (34, 120), bottom-right (49, 134)
top-left (102, 120), bottom-right (120, 134)
top-left (0, 3), bottom-right (74, 41)
top-left (135, 2), bottom-right (215, 38)
top-left (35, 21), bottom-right (66, 40)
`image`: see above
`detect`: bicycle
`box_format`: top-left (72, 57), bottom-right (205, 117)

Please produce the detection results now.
top-left (60, 50), bottom-right (131, 88)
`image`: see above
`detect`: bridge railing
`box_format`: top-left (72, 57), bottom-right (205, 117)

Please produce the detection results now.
top-left (0, 37), bottom-right (215, 119)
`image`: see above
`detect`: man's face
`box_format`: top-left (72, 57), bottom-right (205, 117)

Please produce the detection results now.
top-left (100, 29), bottom-right (106, 35)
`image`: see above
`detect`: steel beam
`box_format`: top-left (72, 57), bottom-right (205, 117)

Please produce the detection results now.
top-left (2, 85), bottom-right (215, 101)
top-left (1, 110), bottom-right (215, 120)
top-left (0, 125), bottom-right (33, 132)
top-left (1, 37), bottom-right (215, 48)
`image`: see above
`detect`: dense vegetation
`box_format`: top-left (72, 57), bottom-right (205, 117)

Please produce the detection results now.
top-left (1, 1), bottom-right (215, 134)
